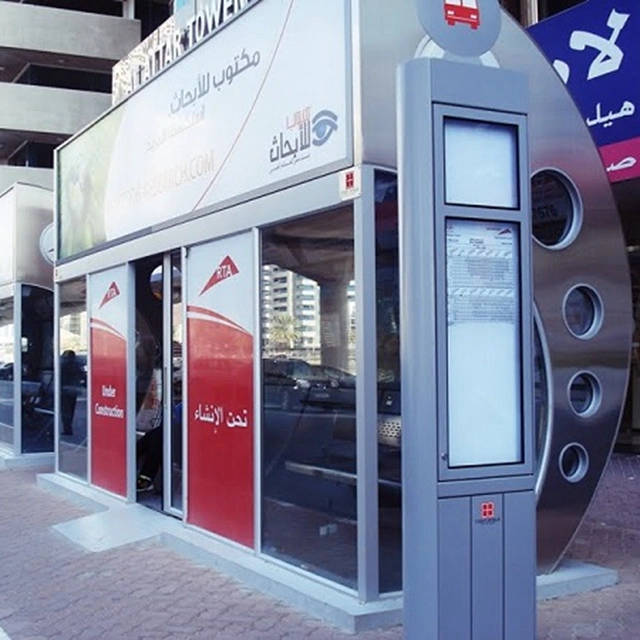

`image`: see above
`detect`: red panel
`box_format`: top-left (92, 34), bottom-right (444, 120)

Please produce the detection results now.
top-left (187, 307), bottom-right (254, 547)
top-left (599, 136), bottom-right (640, 183)
top-left (90, 322), bottom-right (127, 497)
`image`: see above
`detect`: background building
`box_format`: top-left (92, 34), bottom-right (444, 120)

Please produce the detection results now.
top-left (0, 0), bottom-right (173, 194)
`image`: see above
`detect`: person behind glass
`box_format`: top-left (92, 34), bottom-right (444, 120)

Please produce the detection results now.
top-left (60, 349), bottom-right (83, 436)
top-left (137, 398), bottom-right (183, 493)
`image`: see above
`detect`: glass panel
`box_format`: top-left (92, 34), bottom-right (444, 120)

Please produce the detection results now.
top-left (261, 207), bottom-right (357, 588)
top-left (564, 286), bottom-right (600, 338)
top-left (21, 286), bottom-right (54, 453)
top-left (534, 323), bottom-right (549, 474)
top-left (375, 171), bottom-right (402, 593)
top-left (569, 373), bottom-right (600, 415)
top-left (136, 253), bottom-right (183, 513)
top-left (58, 279), bottom-right (88, 479)
top-left (531, 171), bottom-right (576, 247)
top-left (170, 253), bottom-right (183, 512)
top-left (135, 256), bottom-right (164, 505)
top-left (444, 118), bottom-right (519, 209)
top-left (559, 443), bottom-right (589, 482)
top-left (0, 297), bottom-right (15, 448)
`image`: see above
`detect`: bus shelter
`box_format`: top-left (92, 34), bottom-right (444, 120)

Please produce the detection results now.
top-left (50, 0), bottom-right (631, 629)
top-left (0, 182), bottom-right (55, 467)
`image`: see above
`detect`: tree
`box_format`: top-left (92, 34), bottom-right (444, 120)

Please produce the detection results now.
top-left (268, 313), bottom-right (299, 351)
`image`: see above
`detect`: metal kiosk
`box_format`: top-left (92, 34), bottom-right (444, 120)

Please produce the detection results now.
top-left (0, 183), bottom-right (55, 467)
top-left (398, 57), bottom-right (536, 639)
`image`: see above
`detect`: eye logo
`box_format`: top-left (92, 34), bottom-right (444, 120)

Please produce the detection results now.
top-left (312, 110), bottom-right (339, 146)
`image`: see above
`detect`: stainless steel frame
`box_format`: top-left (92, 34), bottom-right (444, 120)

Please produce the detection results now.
top-left (412, 7), bottom-right (632, 575)
top-left (495, 14), bottom-right (633, 572)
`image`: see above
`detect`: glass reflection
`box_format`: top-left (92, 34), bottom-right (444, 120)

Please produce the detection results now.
top-left (534, 325), bottom-right (549, 472)
top-left (531, 171), bottom-right (574, 247)
top-left (0, 297), bottom-right (15, 448)
top-left (564, 286), bottom-right (598, 337)
top-left (170, 252), bottom-right (183, 512)
top-left (58, 279), bottom-right (88, 479)
top-left (135, 252), bottom-right (183, 514)
top-left (135, 256), bottom-right (163, 508)
top-left (21, 286), bottom-right (54, 453)
top-left (261, 207), bottom-right (357, 588)
top-left (569, 373), bottom-right (598, 415)
top-left (375, 171), bottom-right (402, 593)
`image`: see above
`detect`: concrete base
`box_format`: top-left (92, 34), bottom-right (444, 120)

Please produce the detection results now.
top-left (38, 472), bottom-right (402, 633)
top-left (536, 559), bottom-right (619, 600)
top-left (0, 449), bottom-right (54, 470)
top-left (37, 471), bottom-right (124, 512)
top-left (37, 473), bottom-right (619, 633)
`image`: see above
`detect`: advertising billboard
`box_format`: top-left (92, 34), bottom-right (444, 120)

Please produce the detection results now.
top-left (89, 266), bottom-right (129, 497)
top-left (529, 0), bottom-right (640, 182)
top-left (58, 0), bottom-right (350, 259)
top-left (186, 232), bottom-right (254, 547)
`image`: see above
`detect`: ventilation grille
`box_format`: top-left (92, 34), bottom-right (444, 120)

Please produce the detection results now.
top-left (377, 415), bottom-right (401, 448)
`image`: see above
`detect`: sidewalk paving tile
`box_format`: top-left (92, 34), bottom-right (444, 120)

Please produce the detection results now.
top-left (0, 453), bottom-right (637, 638)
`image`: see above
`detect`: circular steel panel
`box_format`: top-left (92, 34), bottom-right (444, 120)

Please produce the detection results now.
top-left (416, 12), bottom-right (633, 572)
top-left (493, 14), bottom-right (633, 572)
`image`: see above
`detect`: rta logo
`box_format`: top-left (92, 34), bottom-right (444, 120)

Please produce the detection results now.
top-left (480, 501), bottom-right (495, 519)
top-left (99, 281), bottom-right (121, 309)
top-left (199, 255), bottom-right (240, 295)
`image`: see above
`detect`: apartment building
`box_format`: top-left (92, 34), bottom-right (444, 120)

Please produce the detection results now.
top-left (0, 0), bottom-right (172, 194)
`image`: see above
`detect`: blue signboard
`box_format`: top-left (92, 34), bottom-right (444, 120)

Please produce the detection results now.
top-left (528, 1), bottom-right (639, 149)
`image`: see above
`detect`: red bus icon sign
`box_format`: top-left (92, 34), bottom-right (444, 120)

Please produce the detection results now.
top-left (444, 0), bottom-right (481, 29)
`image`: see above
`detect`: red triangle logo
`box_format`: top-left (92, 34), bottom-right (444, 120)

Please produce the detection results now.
top-left (199, 255), bottom-right (239, 295)
top-left (99, 281), bottom-right (121, 309)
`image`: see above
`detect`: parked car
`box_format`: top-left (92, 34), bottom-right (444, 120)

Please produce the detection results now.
top-left (263, 357), bottom-right (355, 411)
top-left (0, 362), bottom-right (13, 381)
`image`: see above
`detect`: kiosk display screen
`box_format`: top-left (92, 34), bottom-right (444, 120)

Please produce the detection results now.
top-left (444, 118), bottom-right (519, 210)
top-left (445, 218), bottom-right (522, 467)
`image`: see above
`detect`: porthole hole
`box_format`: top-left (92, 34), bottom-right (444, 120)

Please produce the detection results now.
top-left (531, 170), bottom-right (581, 248)
top-left (559, 444), bottom-right (589, 483)
top-left (568, 371), bottom-right (601, 416)
top-left (563, 285), bottom-right (603, 338)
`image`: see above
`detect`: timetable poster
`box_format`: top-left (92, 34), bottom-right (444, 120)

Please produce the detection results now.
top-left (445, 218), bottom-right (522, 467)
